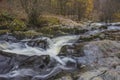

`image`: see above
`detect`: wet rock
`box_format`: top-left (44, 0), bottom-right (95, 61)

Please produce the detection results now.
top-left (59, 43), bottom-right (84, 57)
top-left (0, 53), bottom-right (14, 74)
top-left (0, 34), bottom-right (17, 42)
top-left (17, 55), bottom-right (50, 71)
top-left (27, 39), bottom-right (49, 49)
top-left (0, 51), bottom-right (50, 74)
top-left (10, 77), bottom-right (31, 80)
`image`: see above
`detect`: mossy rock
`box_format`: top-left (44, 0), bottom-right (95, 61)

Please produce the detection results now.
top-left (9, 19), bottom-right (27, 31)
top-left (37, 24), bottom-right (88, 36)
top-left (40, 17), bottom-right (60, 26)
top-left (38, 27), bottom-right (53, 34)
top-left (24, 30), bottom-right (42, 37)
top-left (0, 22), bottom-right (9, 29)
top-left (0, 30), bottom-right (9, 35)
top-left (37, 26), bottom-right (68, 36)
top-left (13, 30), bottom-right (42, 39)
top-left (0, 12), bottom-right (14, 22)
top-left (47, 17), bottom-right (60, 25)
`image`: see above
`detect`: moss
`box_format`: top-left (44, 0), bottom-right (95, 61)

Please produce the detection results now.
top-left (0, 30), bottom-right (9, 35)
top-left (0, 12), bottom-right (27, 31)
top-left (59, 45), bottom-right (71, 56)
top-left (38, 27), bottom-right (52, 34)
top-left (13, 30), bottom-right (42, 39)
top-left (116, 52), bottom-right (120, 59)
top-left (40, 17), bottom-right (60, 26)
top-left (9, 19), bottom-right (27, 31)
top-left (37, 25), bottom-right (88, 36)
top-left (0, 12), bottom-right (14, 22)
top-left (0, 22), bottom-right (9, 29)
top-left (113, 12), bottom-right (120, 22)
top-left (24, 30), bottom-right (42, 37)
top-left (0, 12), bottom-right (15, 29)
top-left (37, 26), bottom-right (69, 37)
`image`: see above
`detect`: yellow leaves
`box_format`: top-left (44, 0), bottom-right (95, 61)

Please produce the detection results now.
top-left (85, 0), bottom-right (94, 17)
top-left (51, 0), bottom-right (57, 6)
top-left (48, 0), bottom-right (94, 20)
top-left (113, 12), bottom-right (120, 22)
top-left (66, 1), bottom-right (72, 7)
top-left (75, 0), bottom-right (94, 19)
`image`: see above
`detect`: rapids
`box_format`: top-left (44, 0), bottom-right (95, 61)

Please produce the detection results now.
top-left (1, 35), bottom-right (79, 64)
top-left (0, 35), bottom-right (80, 79)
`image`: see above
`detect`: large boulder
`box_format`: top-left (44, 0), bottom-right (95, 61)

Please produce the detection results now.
top-left (77, 40), bottom-right (120, 67)
top-left (72, 40), bottom-right (120, 80)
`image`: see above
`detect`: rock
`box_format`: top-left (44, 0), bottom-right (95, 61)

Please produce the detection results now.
top-left (13, 30), bottom-right (42, 39)
top-left (0, 30), bottom-right (9, 35)
top-left (42, 15), bottom-right (83, 28)
top-left (27, 38), bottom-right (49, 49)
top-left (0, 34), bottom-right (17, 42)
top-left (0, 54), bottom-right (14, 74)
top-left (54, 30), bottom-right (68, 37)
top-left (0, 51), bottom-right (50, 74)
top-left (59, 43), bottom-right (84, 57)
top-left (77, 40), bottom-right (120, 68)
top-left (55, 75), bottom-right (73, 80)
top-left (103, 30), bottom-right (120, 41)
top-left (116, 52), bottom-right (120, 58)
top-left (85, 22), bottom-right (108, 31)
top-left (10, 77), bottom-right (31, 80)
top-left (78, 67), bottom-right (120, 80)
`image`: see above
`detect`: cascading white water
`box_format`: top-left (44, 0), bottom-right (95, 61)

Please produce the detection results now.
top-left (0, 35), bottom-right (80, 65)
top-left (0, 35), bottom-right (80, 79)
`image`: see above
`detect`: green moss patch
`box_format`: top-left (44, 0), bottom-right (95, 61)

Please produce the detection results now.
top-left (0, 30), bottom-right (9, 35)
top-left (40, 17), bottom-right (60, 26)
top-left (9, 19), bottom-right (27, 31)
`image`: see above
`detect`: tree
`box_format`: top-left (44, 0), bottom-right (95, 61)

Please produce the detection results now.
top-left (94, 0), bottom-right (120, 22)
top-left (20, 0), bottom-right (45, 26)
top-left (73, 0), bottom-right (93, 21)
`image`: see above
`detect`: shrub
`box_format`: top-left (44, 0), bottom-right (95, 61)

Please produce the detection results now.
top-left (0, 12), bottom-right (15, 29)
top-left (9, 19), bottom-right (27, 31)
